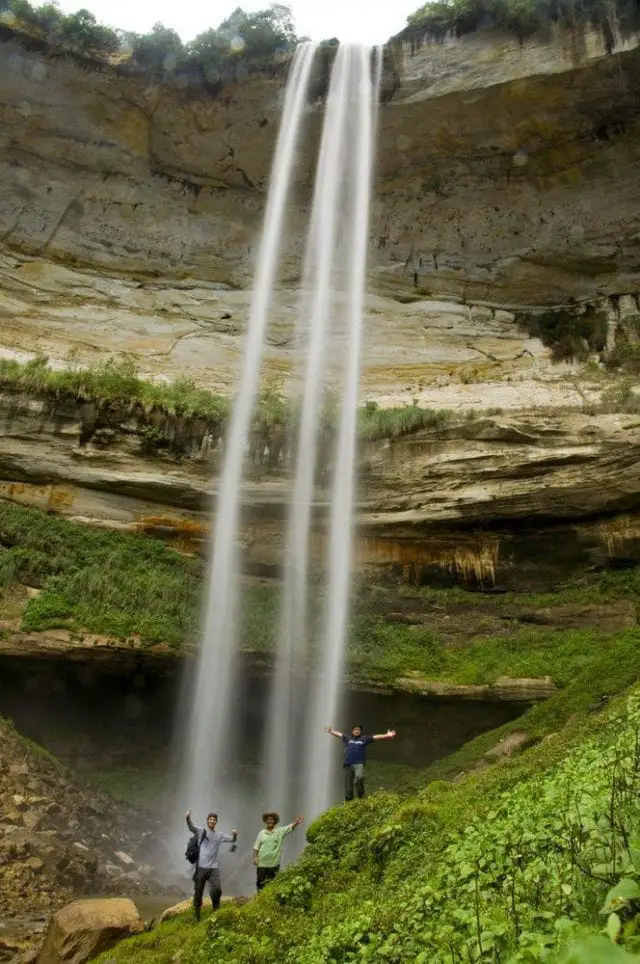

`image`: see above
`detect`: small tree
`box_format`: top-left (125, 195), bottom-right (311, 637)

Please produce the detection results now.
top-left (56, 8), bottom-right (119, 56)
top-left (187, 4), bottom-right (297, 73)
top-left (130, 21), bottom-right (185, 72)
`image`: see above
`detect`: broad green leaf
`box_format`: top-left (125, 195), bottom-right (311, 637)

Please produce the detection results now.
top-left (602, 879), bottom-right (640, 913)
top-left (558, 936), bottom-right (640, 962)
top-left (606, 912), bottom-right (622, 942)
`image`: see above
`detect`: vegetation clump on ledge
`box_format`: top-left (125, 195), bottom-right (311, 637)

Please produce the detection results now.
top-left (0, 355), bottom-right (463, 443)
top-left (401, 0), bottom-right (640, 48)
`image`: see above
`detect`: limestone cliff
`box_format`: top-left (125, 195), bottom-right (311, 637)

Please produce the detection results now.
top-left (0, 23), bottom-right (639, 307)
top-left (2, 24), bottom-right (640, 590)
top-left (3, 386), bottom-right (640, 589)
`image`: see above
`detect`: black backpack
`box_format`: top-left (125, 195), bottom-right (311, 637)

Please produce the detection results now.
top-left (185, 829), bottom-right (206, 865)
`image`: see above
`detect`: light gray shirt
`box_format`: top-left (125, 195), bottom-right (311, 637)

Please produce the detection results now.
top-left (187, 817), bottom-right (235, 870)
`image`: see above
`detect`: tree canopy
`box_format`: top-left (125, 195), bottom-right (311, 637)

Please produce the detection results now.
top-left (2, 1), bottom-right (299, 77)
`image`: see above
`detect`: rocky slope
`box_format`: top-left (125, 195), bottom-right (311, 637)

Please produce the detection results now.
top-left (0, 717), bottom-right (176, 961)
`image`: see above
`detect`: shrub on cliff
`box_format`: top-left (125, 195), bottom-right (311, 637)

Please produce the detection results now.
top-left (54, 8), bottom-right (119, 55)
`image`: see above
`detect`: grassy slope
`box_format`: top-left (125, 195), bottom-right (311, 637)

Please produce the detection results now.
top-left (2, 502), bottom-right (640, 686)
top-left (97, 687), bottom-right (640, 963)
top-left (2, 501), bottom-right (640, 685)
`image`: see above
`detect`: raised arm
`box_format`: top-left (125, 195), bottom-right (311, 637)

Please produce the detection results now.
top-left (283, 815), bottom-right (304, 835)
top-left (372, 729), bottom-right (397, 741)
top-left (185, 809), bottom-right (200, 834)
top-left (223, 827), bottom-right (239, 844)
top-left (324, 726), bottom-right (343, 739)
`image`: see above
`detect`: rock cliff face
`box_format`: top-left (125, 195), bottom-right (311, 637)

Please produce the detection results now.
top-left (1, 24), bottom-right (640, 589)
top-left (3, 387), bottom-right (640, 589)
top-left (0, 24), bottom-right (639, 306)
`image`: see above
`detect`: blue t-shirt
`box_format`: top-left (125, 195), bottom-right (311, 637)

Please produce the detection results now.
top-left (341, 734), bottom-right (374, 766)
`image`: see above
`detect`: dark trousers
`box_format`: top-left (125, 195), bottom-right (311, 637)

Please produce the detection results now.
top-left (193, 866), bottom-right (222, 920)
top-left (256, 865), bottom-right (280, 891)
top-left (344, 763), bottom-right (365, 801)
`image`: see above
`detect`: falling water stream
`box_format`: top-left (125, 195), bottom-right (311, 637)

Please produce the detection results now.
top-left (181, 41), bottom-right (380, 868)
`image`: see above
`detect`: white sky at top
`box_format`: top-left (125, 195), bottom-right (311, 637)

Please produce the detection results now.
top-left (53, 0), bottom-right (421, 45)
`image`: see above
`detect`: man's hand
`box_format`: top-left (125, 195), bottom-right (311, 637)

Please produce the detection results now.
top-left (252, 855), bottom-right (258, 866)
top-left (387, 729), bottom-right (396, 738)
top-left (293, 815), bottom-right (304, 827)
top-left (324, 725), bottom-right (332, 733)
top-left (232, 827), bottom-right (238, 837)
top-left (185, 810), bottom-right (191, 819)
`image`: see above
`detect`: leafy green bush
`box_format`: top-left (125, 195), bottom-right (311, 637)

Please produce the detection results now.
top-left (187, 4), bottom-right (297, 80)
top-left (606, 317), bottom-right (640, 375)
top-left (126, 22), bottom-right (185, 72)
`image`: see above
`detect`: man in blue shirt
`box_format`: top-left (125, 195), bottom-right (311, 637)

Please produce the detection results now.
top-left (185, 810), bottom-right (237, 921)
top-left (324, 723), bottom-right (397, 801)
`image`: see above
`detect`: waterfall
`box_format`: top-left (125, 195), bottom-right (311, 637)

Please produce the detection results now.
top-left (302, 46), bottom-right (377, 818)
top-left (181, 40), bottom-right (379, 855)
top-left (182, 42), bottom-right (318, 819)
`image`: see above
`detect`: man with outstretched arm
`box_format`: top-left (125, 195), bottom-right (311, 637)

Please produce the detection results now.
top-left (324, 724), bottom-right (397, 801)
top-left (253, 812), bottom-right (304, 891)
top-left (185, 810), bottom-right (237, 921)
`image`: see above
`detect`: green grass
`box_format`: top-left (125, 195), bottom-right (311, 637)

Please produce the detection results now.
top-left (0, 500), bottom-right (202, 647)
top-left (357, 401), bottom-right (455, 440)
top-left (348, 619), bottom-right (613, 685)
top-left (0, 355), bottom-right (232, 421)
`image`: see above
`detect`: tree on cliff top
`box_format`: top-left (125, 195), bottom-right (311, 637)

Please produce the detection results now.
top-left (5, 0), bottom-right (119, 56)
top-left (187, 4), bottom-right (297, 74)
top-left (55, 8), bottom-right (119, 54)
top-left (127, 21), bottom-right (185, 72)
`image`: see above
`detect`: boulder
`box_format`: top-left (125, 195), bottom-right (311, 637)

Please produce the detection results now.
top-left (158, 898), bottom-right (192, 923)
top-left (36, 898), bottom-right (143, 963)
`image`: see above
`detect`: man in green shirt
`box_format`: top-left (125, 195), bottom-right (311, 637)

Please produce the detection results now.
top-left (253, 811), bottom-right (304, 891)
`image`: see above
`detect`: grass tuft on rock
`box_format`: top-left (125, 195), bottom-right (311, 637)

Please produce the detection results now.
top-left (0, 356), bottom-right (471, 442)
